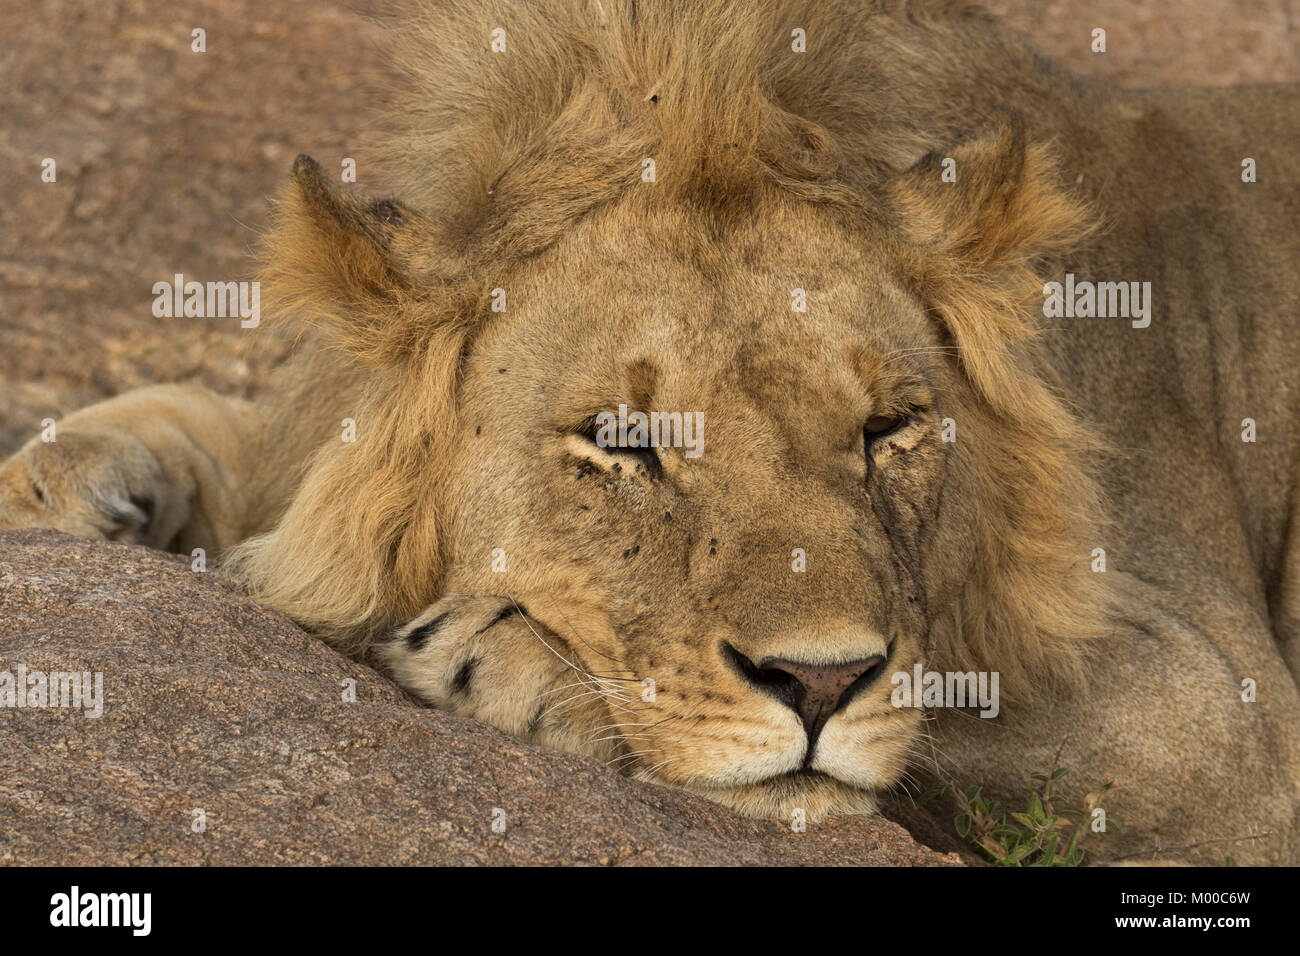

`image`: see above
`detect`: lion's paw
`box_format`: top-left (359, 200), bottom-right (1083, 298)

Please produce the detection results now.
top-left (379, 595), bottom-right (622, 761)
top-left (0, 428), bottom-right (185, 549)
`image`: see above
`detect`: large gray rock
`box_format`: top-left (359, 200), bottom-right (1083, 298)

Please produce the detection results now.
top-left (0, 530), bottom-right (960, 866)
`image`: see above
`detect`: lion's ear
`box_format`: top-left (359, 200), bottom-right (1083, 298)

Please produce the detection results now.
top-left (888, 118), bottom-right (1107, 700)
top-left (887, 111), bottom-right (1085, 269)
top-left (262, 155), bottom-right (460, 365)
top-left (886, 113), bottom-right (1092, 412)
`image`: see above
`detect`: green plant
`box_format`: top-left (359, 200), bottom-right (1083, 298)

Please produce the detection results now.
top-left (920, 746), bottom-right (1116, 867)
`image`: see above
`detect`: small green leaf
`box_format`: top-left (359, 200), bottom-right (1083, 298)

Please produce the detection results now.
top-left (917, 786), bottom-right (944, 807)
top-left (1008, 842), bottom-right (1035, 865)
top-left (1027, 790), bottom-right (1045, 823)
top-left (1043, 832), bottom-right (1059, 858)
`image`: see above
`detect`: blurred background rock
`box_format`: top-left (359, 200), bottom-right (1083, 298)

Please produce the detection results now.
top-left (2, 0), bottom-right (1296, 454)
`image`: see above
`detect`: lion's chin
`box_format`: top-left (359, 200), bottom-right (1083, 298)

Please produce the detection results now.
top-left (679, 770), bottom-right (880, 822)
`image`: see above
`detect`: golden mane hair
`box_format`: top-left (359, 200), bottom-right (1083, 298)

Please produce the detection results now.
top-left (227, 0), bottom-right (1107, 706)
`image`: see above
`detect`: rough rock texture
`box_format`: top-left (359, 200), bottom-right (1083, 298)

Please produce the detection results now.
top-left (985, 0), bottom-right (1299, 87)
top-left (0, 530), bottom-right (961, 865)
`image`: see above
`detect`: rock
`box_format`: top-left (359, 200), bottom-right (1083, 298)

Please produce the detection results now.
top-left (0, 530), bottom-right (960, 866)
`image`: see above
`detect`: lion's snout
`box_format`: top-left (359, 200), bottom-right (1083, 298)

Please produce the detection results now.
top-left (722, 642), bottom-right (889, 750)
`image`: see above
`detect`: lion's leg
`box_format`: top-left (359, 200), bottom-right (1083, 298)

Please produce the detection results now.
top-left (0, 384), bottom-right (272, 554)
top-left (925, 573), bottom-right (1300, 865)
top-left (379, 595), bottom-right (621, 762)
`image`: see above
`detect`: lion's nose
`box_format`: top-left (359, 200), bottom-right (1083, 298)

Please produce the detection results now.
top-left (724, 644), bottom-right (887, 744)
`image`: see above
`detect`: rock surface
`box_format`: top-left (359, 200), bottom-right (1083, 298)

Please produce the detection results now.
top-left (0, 530), bottom-right (961, 866)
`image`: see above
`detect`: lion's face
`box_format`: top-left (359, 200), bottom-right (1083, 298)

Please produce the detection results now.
top-left (240, 116), bottom-right (1097, 822)
top-left (434, 196), bottom-right (979, 817)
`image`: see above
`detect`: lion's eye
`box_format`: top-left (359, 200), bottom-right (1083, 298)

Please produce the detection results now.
top-left (864, 414), bottom-right (907, 442)
top-left (569, 425), bottom-right (663, 479)
top-left (862, 408), bottom-right (925, 468)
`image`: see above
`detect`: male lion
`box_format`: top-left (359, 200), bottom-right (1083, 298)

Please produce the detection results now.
top-left (2, 0), bottom-right (1297, 864)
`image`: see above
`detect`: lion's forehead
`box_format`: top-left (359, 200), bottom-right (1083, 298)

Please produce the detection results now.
top-left (464, 209), bottom-right (934, 405)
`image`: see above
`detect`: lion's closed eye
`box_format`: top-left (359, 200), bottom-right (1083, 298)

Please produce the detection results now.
top-left (565, 421), bottom-right (663, 479)
top-left (864, 413), bottom-right (908, 441)
top-left (863, 408), bottom-right (927, 466)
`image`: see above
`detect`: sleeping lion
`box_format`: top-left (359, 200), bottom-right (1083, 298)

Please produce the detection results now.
top-left (2, 0), bottom-right (1297, 864)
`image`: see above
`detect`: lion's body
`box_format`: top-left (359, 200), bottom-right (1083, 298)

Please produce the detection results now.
top-left (947, 81), bottom-right (1300, 862)
top-left (3, 1), bottom-right (1297, 863)
top-left (1052, 83), bottom-right (1300, 677)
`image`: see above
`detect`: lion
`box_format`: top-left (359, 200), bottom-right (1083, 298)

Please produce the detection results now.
top-left (2, 0), bottom-right (1298, 864)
